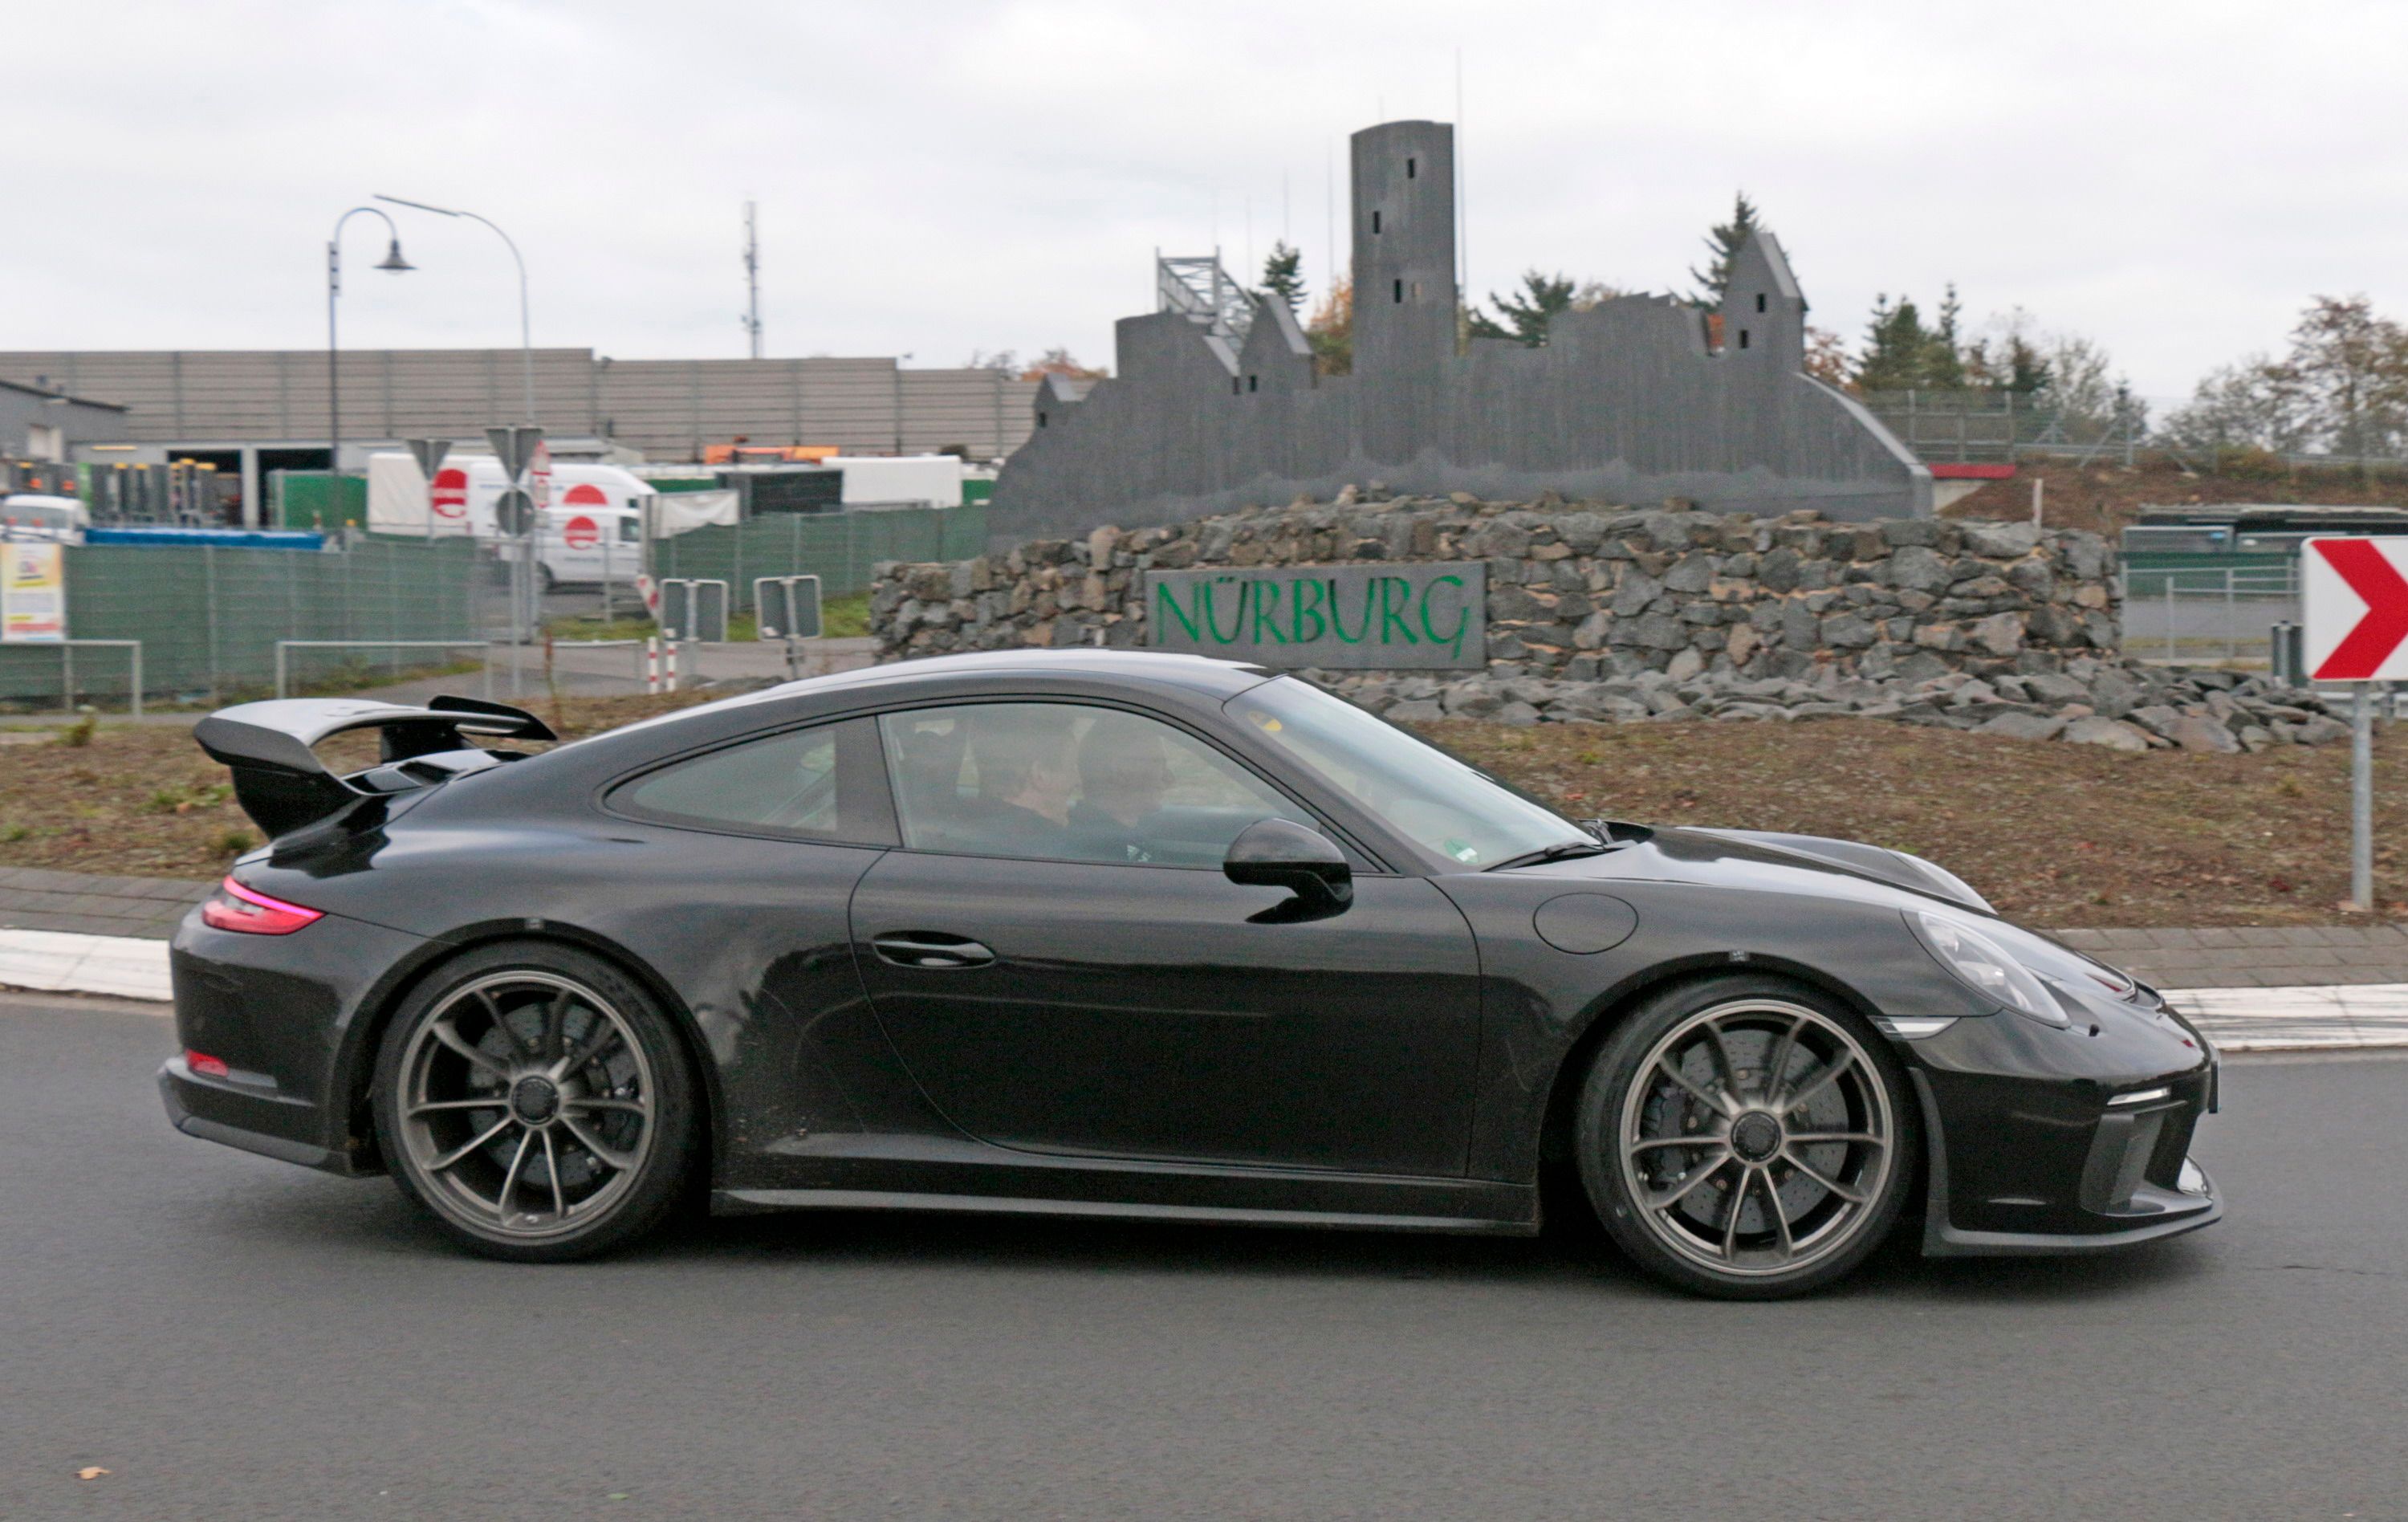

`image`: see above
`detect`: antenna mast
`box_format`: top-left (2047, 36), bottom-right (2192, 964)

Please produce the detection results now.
top-left (741, 200), bottom-right (763, 359)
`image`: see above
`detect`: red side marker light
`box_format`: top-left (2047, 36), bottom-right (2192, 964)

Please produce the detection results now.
top-left (186, 1050), bottom-right (230, 1079)
top-left (201, 877), bottom-right (324, 935)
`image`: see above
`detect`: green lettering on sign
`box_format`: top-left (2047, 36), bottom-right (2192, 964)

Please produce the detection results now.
top-left (1250, 578), bottom-right (1287, 643)
top-left (1377, 576), bottom-right (1419, 645)
top-left (1418, 574), bottom-right (1468, 656)
top-left (1155, 580), bottom-right (1204, 642)
top-left (1290, 577), bottom-right (1328, 644)
top-left (1143, 562), bottom-right (1484, 671)
top-left (1204, 578), bottom-right (1248, 645)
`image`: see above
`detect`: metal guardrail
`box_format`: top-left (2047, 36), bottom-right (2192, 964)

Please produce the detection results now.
top-left (275, 639), bottom-right (492, 701)
top-left (548, 638), bottom-right (648, 690)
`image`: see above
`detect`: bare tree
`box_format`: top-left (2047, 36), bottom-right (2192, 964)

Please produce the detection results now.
top-left (2288, 295), bottom-right (2408, 474)
top-left (2162, 295), bottom-right (2408, 474)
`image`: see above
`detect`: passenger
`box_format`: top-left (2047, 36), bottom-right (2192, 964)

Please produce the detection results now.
top-left (1069, 722), bottom-right (1172, 863)
top-left (961, 711), bottom-right (1078, 856)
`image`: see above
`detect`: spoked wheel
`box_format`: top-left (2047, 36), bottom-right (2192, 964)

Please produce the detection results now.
top-left (1577, 975), bottom-right (1916, 1299)
top-left (372, 943), bottom-right (697, 1262)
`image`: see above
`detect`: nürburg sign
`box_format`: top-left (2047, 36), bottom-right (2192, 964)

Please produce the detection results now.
top-left (1145, 563), bottom-right (1486, 670)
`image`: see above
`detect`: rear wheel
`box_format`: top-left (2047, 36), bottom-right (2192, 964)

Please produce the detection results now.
top-left (1575, 975), bottom-right (1916, 1299)
top-left (372, 942), bottom-right (698, 1262)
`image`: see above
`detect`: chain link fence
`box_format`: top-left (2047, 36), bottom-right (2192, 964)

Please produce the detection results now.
top-left (651, 504), bottom-right (986, 612)
top-left (2122, 561), bottom-right (2298, 665)
top-left (0, 536), bottom-right (480, 709)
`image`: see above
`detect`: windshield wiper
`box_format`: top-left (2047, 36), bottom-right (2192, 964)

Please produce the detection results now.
top-left (1483, 840), bottom-right (1613, 872)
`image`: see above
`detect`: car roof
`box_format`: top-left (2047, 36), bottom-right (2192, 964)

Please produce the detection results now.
top-left (579, 649), bottom-right (1284, 751)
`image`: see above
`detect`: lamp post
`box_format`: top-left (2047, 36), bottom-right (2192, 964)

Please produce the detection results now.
top-left (375, 194), bottom-right (535, 425)
top-left (327, 207), bottom-right (414, 515)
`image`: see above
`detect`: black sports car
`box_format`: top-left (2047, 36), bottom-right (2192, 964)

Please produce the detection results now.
top-left (160, 650), bottom-right (2219, 1298)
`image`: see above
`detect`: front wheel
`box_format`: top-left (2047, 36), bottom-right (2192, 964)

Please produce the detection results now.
top-left (371, 942), bottom-right (698, 1262)
top-left (1574, 975), bottom-right (1918, 1299)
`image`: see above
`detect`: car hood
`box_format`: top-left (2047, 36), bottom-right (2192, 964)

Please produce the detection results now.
top-left (1518, 824), bottom-right (1995, 915)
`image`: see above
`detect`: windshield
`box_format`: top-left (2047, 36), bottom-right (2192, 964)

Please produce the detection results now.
top-left (1228, 678), bottom-right (1588, 867)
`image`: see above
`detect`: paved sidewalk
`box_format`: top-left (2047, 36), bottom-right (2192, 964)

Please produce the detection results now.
top-left (2055, 925), bottom-right (2408, 990)
top-left (0, 867), bottom-right (212, 940)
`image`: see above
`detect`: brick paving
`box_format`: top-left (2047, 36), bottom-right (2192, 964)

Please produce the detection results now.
top-left (2054, 925), bottom-right (2408, 990)
top-left (0, 868), bottom-right (213, 941)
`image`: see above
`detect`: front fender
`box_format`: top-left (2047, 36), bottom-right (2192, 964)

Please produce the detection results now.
top-left (1432, 874), bottom-right (1991, 1182)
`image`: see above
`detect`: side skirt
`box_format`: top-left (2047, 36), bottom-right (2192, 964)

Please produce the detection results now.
top-left (714, 1132), bottom-right (1539, 1235)
top-left (714, 1186), bottom-right (1536, 1235)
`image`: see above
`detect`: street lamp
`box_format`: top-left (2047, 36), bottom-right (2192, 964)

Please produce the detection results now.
top-left (328, 206), bottom-right (413, 508)
top-left (375, 194), bottom-right (535, 425)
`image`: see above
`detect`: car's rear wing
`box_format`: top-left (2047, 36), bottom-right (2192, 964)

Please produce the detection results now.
top-left (193, 694), bottom-right (557, 839)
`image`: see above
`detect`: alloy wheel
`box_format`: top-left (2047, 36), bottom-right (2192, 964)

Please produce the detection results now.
top-left (1616, 997), bottom-right (1895, 1280)
top-left (393, 971), bottom-right (659, 1242)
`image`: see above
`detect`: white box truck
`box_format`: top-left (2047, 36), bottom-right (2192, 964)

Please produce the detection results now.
top-left (366, 454), bottom-right (655, 586)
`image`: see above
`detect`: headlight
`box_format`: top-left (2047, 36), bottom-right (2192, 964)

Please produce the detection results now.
top-left (1906, 909), bottom-right (2069, 1027)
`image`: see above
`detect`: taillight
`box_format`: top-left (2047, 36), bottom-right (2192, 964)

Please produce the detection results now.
top-left (200, 877), bottom-right (323, 935)
top-left (186, 1050), bottom-right (230, 1079)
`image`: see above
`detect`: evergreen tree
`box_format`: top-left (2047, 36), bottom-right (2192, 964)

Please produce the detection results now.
top-left (1853, 295), bottom-right (1934, 391)
top-left (1259, 241), bottom-right (1305, 314)
top-left (1690, 192), bottom-right (1761, 307)
top-left (1470, 270), bottom-right (1579, 346)
top-left (1851, 290), bottom-right (1971, 391)
top-left (1926, 284), bottom-right (1967, 389)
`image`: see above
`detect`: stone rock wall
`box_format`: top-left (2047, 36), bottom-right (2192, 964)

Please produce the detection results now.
top-left (869, 494), bottom-right (2345, 751)
top-left (876, 496), bottom-right (2113, 678)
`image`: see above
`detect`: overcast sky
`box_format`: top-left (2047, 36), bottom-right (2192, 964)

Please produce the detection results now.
top-left (6, 0), bottom-right (2403, 404)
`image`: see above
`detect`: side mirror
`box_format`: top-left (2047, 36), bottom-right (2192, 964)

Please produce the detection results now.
top-left (1224, 817), bottom-right (1353, 917)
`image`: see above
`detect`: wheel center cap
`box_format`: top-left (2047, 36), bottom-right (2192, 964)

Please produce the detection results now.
top-left (510, 1076), bottom-right (560, 1125)
top-left (1731, 1111), bottom-right (1782, 1162)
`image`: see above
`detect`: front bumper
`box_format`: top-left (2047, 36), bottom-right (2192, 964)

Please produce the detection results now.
top-left (1906, 998), bottom-right (2222, 1256)
top-left (1918, 1062), bottom-right (2221, 1256)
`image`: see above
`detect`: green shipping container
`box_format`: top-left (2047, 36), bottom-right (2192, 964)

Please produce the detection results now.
top-left (271, 471), bottom-right (369, 530)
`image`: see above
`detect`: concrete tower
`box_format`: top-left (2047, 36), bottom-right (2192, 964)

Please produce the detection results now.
top-left (1350, 121), bottom-right (1457, 378)
top-left (1718, 230), bottom-right (1806, 374)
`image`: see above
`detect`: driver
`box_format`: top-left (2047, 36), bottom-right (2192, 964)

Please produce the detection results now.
top-left (962, 711), bottom-right (1079, 856)
top-left (1069, 721), bottom-right (1172, 864)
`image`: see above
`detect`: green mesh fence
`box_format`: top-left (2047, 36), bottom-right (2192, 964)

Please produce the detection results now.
top-left (652, 504), bottom-right (987, 609)
top-left (0, 537), bottom-right (481, 709)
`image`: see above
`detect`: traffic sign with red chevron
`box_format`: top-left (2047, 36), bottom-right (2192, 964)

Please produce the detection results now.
top-left (2304, 537), bottom-right (2408, 682)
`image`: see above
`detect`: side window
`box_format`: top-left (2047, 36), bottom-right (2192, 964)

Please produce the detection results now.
top-left (879, 702), bottom-right (1304, 867)
top-left (611, 717), bottom-right (894, 844)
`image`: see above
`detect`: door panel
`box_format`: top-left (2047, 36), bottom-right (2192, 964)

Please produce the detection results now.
top-left (849, 850), bottom-right (1483, 1175)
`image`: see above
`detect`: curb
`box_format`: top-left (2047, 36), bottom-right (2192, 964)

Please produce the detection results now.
top-left (7, 926), bottom-right (2408, 1054)
top-left (0, 929), bottom-right (171, 1002)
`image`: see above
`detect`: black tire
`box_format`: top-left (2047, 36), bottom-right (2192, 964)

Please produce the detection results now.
top-left (371, 941), bottom-right (699, 1263)
top-left (1573, 974), bottom-right (1918, 1300)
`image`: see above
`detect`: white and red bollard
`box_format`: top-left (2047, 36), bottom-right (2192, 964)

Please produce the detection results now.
top-left (645, 636), bottom-right (661, 695)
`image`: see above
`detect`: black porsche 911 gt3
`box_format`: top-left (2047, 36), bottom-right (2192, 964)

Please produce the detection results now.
top-left (159, 649), bottom-right (2219, 1298)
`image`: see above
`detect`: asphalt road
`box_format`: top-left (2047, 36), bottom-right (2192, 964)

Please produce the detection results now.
top-left (6, 996), bottom-right (2406, 1520)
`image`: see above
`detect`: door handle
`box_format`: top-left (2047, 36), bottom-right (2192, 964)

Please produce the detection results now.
top-left (871, 931), bottom-right (995, 970)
